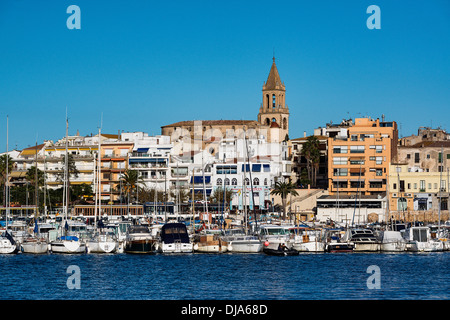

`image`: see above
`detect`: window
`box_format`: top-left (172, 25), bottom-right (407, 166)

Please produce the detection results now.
top-left (376, 157), bottom-right (383, 165)
top-left (333, 168), bottom-right (348, 176)
top-left (351, 135), bottom-right (358, 141)
top-left (225, 178), bottom-right (230, 186)
top-left (414, 183), bottom-right (417, 189)
top-left (420, 180), bottom-right (425, 192)
top-left (253, 178), bottom-right (259, 186)
top-left (415, 153), bottom-right (420, 163)
top-left (376, 169), bottom-right (383, 176)
top-left (333, 157), bottom-right (347, 165)
top-left (350, 146), bottom-right (365, 153)
top-left (216, 178), bottom-right (222, 186)
top-left (231, 178), bottom-right (237, 186)
top-left (244, 178), bottom-right (250, 186)
top-left (264, 178), bottom-right (268, 186)
top-left (272, 94), bottom-right (276, 108)
top-left (397, 198), bottom-right (407, 211)
top-left (349, 159), bottom-right (364, 165)
top-left (333, 146), bottom-right (348, 154)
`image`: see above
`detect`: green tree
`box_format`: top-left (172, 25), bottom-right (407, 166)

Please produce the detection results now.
top-left (210, 187), bottom-right (234, 206)
top-left (120, 169), bottom-right (143, 203)
top-left (270, 180), bottom-right (298, 220)
top-left (301, 136), bottom-right (320, 187)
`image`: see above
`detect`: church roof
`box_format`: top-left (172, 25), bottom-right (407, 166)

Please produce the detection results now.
top-left (162, 120), bottom-right (260, 128)
top-left (264, 57), bottom-right (285, 91)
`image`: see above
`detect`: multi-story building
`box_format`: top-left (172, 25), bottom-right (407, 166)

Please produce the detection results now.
top-left (388, 134), bottom-right (450, 222)
top-left (327, 117), bottom-right (398, 196)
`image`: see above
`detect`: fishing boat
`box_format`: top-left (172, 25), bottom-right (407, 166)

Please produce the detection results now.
top-left (158, 222), bottom-right (193, 253)
top-left (404, 226), bottom-right (444, 252)
top-left (288, 226), bottom-right (325, 252)
top-left (324, 229), bottom-right (354, 253)
top-left (124, 225), bottom-right (156, 254)
top-left (193, 229), bottom-right (230, 253)
top-left (380, 230), bottom-right (406, 252)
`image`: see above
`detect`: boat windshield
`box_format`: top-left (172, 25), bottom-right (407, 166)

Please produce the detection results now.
top-left (262, 228), bottom-right (286, 235)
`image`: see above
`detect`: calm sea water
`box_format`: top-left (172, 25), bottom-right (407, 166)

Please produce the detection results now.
top-left (0, 252), bottom-right (448, 300)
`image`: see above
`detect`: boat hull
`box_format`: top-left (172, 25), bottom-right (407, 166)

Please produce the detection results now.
top-left (87, 241), bottom-right (118, 253)
top-left (380, 242), bottom-right (406, 252)
top-left (229, 240), bottom-right (262, 253)
top-left (51, 240), bottom-right (86, 254)
top-left (292, 241), bottom-right (325, 252)
top-left (21, 242), bottom-right (48, 254)
top-left (160, 242), bottom-right (193, 253)
top-left (0, 239), bottom-right (18, 254)
top-left (124, 240), bottom-right (155, 254)
top-left (263, 248), bottom-right (299, 256)
top-left (353, 243), bottom-right (380, 252)
top-left (325, 242), bottom-right (354, 253)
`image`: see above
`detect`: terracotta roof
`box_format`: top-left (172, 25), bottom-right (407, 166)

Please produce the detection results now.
top-left (400, 141), bottom-right (450, 148)
top-left (162, 120), bottom-right (259, 128)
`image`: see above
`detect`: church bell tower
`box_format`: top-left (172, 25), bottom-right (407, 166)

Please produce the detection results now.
top-left (258, 57), bottom-right (290, 142)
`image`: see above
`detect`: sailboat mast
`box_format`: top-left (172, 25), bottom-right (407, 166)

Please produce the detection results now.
top-left (5, 116), bottom-right (9, 229)
top-left (64, 116), bottom-right (69, 229)
top-left (244, 129), bottom-right (257, 229)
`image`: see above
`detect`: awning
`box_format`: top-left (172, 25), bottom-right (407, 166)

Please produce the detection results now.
top-left (136, 148), bottom-right (149, 153)
top-left (252, 164), bottom-right (261, 172)
top-left (350, 179), bottom-right (365, 182)
top-left (369, 179), bottom-right (383, 182)
top-left (191, 176), bottom-right (211, 184)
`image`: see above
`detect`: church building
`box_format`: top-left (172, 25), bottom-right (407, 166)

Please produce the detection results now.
top-left (161, 58), bottom-right (290, 147)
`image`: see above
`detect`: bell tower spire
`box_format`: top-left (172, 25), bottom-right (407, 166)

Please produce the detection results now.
top-left (258, 57), bottom-right (290, 141)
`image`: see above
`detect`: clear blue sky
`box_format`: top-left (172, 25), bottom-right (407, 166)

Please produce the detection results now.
top-left (0, 0), bottom-right (449, 150)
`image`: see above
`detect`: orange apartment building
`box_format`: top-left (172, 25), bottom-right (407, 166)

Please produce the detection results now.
top-left (328, 117), bottom-right (398, 196)
top-left (100, 142), bottom-right (134, 203)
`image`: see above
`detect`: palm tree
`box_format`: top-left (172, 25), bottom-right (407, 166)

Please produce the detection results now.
top-left (0, 154), bottom-right (14, 207)
top-left (301, 136), bottom-right (320, 187)
top-left (120, 169), bottom-right (143, 203)
top-left (270, 180), bottom-right (298, 220)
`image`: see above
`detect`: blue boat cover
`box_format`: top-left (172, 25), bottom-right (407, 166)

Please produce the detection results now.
top-left (59, 236), bottom-right (79, 241)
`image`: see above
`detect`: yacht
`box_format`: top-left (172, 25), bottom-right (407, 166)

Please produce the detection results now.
top-left (257, 225), bottom-right (291, 250)
top-left (404, 226), bottom-right (444, 252)
top-left (342, 228), bottom-right (380, 252)
top-left (380, 230), bottom-right (406, 252)
top-left (158, 223), bottom-right (193, 253)
top-left (220, 228), bottom-right (262, 253)
top-left (21, 220), bottom-right (49, 254)
top-left (124, 225), bottom-right (156, 254)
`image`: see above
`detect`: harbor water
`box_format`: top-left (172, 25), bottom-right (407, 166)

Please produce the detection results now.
top-left (0, 252), bottom-right (448, 300)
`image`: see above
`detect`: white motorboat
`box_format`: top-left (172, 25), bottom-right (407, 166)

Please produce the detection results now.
top-left (404, 226), bottom-right (444, 252)
top-left (342, 228), bottom-right (380, 252)
top-left (258, 224), bottom-right (291, 251)
top-left (124, 225), bottom-right (157, 254)
top-left (221, 228), bottom-right (262, 253)
top-left (158, 223), bottom-right (193, 253)
top-left (380, 230), bottom-right (406, 252)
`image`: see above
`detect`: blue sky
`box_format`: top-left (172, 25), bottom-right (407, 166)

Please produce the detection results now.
top-left (0, 0), bottom-right (449, 150)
